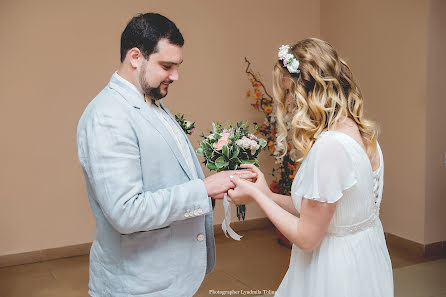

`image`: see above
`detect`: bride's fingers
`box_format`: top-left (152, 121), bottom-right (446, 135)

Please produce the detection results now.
top-left (239, 164), bottom-right (256, 170)
top-left (229, 174), bottom-right (242, 185)
top-left (230, 175), bottom-right (251, 189)
top-left (240, 164), bottom-right (263, 176)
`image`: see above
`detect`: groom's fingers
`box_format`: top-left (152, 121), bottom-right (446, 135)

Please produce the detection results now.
top-left (236, 173), bottom-right (257, 182)
top-left (232, 170), bottom-right (257, 179)
top-left (233, 170), bottom-right (255, 176)
top-left (212, 193), bottom-right (224, 199)
top-left (227, 189), bottom-right (234, 202)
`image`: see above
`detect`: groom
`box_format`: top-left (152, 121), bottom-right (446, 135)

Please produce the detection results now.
top-left (77, 13), bottom-right (255, 297)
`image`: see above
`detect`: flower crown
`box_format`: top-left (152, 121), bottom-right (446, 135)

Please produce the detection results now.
top-left (278, 45), bottom-right (300, 74)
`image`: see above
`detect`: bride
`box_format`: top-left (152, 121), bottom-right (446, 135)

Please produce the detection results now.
top-left (228, 38), bottom-right (394, 297)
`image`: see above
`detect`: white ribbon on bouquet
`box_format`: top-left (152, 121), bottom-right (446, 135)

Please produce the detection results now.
top-left (221, 193), bottom-right (243, 241)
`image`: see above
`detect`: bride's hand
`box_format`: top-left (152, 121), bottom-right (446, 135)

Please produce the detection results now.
top-left (238, 164), bottom-right (272, 198)
top-left (227, 175), bottom-right (259, 205)
top-left (227, 164), bottom-right (272, 205)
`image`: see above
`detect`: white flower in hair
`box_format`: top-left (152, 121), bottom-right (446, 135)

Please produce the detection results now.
top-left (278, 44), bottom-right (300, 74)
top-left (283, 54), bottom-right (294, 66)
top-left (287, 59), bottom-right (300, 74)
top-left (278, 45), bottom-right (290, 60)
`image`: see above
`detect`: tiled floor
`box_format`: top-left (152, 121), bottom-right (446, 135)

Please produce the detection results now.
top-left (393, 259), bottom-right (446, 297)
top-left (0, 227), bottom-right (444, 297)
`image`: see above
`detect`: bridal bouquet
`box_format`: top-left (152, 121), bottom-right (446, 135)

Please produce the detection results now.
top-left (196, 121), bottom-right (267, 221)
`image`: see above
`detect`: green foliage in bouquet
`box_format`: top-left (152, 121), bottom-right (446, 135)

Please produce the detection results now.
top-left (196, 121), bottom-right (267, 220)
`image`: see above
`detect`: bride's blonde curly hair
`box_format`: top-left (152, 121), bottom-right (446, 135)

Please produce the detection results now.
top-left (273, 38), bottom-right (379, 162)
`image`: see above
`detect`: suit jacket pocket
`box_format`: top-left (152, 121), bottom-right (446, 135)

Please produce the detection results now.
top-left (120, 226), bottom-right (174, 293)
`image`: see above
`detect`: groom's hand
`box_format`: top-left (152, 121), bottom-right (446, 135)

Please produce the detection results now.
top-left (203, 170), bottom-right (257, 199)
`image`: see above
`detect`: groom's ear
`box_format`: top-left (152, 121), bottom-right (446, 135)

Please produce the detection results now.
top-left (126, 48), bottom-right (144, 69)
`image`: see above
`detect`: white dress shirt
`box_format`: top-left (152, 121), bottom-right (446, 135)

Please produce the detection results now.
top-left (148, 99), bottom-right (198, 180)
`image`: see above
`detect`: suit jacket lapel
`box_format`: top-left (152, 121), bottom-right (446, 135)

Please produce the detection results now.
top-left (108, 72), bottom-right (196, 180)
top-left (160, 103), bottom-right (205, 179)
top-left (137, 103), bottom-right (194, 180)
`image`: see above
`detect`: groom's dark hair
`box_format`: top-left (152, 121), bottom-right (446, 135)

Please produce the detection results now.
top-left (120, 13), bottom-right (184, 62)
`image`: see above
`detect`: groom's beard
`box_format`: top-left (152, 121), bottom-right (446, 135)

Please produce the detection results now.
top-left (146, 83), bottom-right (166, 100)
top-left (139, 71), bottom-right (170, 100)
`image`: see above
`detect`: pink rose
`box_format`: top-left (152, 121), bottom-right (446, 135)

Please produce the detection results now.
top-left (248, 134), bottom-right (257, 140)
top-left (213, 132), bottom-right (230, 150)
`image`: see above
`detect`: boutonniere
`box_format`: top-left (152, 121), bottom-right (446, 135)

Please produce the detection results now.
top-left (175, 113), bottom-right (196, 135)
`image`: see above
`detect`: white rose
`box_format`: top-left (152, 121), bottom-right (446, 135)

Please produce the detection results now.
top-left (243, 138), bottom-right (251, 149)
top-left (236, 137), bottom-right (249, 149)
top-left (287, 59), bottom-right (300, 73)
top-left (240, 137), bottom-right (255, 151)
top-left (284, 53), bottom-right (294, 64)
top-left (278, 45), bottom-right (290, 60)
top-left (250, 139), bottom-right (259, 148)
top-left (249, 140), bottom-right (260, 155)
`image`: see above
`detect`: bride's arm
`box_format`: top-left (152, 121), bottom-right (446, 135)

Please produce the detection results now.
top-left (270, 193), bottom-right (300, 217)
top-left (259, 192), bottom-right (335, 252)
top-left (229, 176), bottom-right (336, 252)
top-left (236, 164), bottom-right (299, 216)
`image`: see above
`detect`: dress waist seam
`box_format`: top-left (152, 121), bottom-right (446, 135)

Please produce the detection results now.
top-left (326, 213), bottom-right (379, 237)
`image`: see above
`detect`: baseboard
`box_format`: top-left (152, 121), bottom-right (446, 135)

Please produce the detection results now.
top-left (0, 218), bottom-right (273, 268)
top-left (6, 222), bottom-right (441, 269)
top-left (0, 243), bottom-right (92, 268)
top-left (385, 232), bottom-right (446, 258)
top-left (213, 217), bottom-right (274, 236)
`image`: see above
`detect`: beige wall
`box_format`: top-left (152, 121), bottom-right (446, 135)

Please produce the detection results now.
top-left (2, 0), bottom-right (443, 257)
top-left (320, 0), bottom-right (429, 243)
top-left (425, 0), bottom-right (446, 244)
top-left (0, 0), bottom-right (320, 256)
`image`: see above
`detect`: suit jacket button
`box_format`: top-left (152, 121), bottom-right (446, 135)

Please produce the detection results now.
top-left (197, 234), bottom-right (205, 241)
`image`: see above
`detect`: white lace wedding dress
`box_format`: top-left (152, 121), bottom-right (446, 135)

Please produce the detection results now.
top-left (275, 131), bottom-right (394, 297)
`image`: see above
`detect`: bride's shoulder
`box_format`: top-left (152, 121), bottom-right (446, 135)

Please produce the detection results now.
top-left (313, 131), bottom-right (347, 149)
top-left (304, 131), bottom-right (350, 162)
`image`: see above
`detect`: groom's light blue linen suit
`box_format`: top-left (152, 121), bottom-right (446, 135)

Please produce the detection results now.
top-left (77, 72), bottom-right (215, 297)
